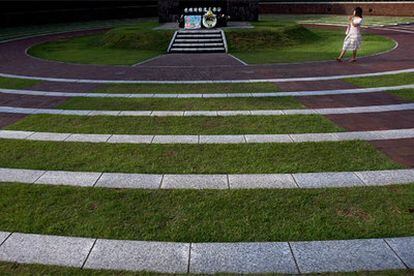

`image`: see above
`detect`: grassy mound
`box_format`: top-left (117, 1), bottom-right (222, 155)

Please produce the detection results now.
top-left (226, 21), bottom-right (319, 52)
top-left (101, 23), bottom-right (172, 50)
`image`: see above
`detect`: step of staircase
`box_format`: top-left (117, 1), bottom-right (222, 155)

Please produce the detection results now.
top-left (168, 29), bottom-right (227, 54)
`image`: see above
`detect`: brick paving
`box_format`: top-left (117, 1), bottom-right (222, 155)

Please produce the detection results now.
top-left (30, 81), bottom-right (102, 92)
top-left (278, 80), bottom-right (358, 92)
top-left (0, 94), bottom-right (68, 108)
top-left (326, 110), bottom-right (414, 131)
top-left (298, 92), bottom-right (408, 108)
top-left (137, 53), bottom-right (245, 67)
top-left (370, 138), bottom-right (414, 167)
top-left (0, 27), bottom-right (412, 81)
top-left (0, 113), bottom-right (26, 129)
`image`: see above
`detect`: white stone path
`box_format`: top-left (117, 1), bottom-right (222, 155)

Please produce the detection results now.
top-left (1, 128), bottom-right (414, 144)
top-left (0, 232), bottom-right (412, 273)
top-left (1, 84), bottom-right (413, 98)
top-left (2, 103), bottom-right (414, 117)
top-left (1, 167), bottom-right (414, 189)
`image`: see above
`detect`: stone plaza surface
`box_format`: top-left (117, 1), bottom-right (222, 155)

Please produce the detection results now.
top-left (0, 232), bottom-right (411, 273)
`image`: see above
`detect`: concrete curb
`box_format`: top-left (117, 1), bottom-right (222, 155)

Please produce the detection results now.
top-left (1, 128), bottom-right (414, 144)
top-left (2, 103), bottom-right (414, 117)
top-left (0, 232), bottom-right (411, 273)
top-left (1, 168), bottom-right (414, 189)
top-left (0, 84), bottom-right (413, 98)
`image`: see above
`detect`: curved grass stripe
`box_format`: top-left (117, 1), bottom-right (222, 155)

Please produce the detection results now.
top-left (1, 84), bottom-right (414, 98)
top-left (1, 128), bottom-right (414, 144)
top-left (1, 168), bottom-right (414, 189)
top-left (0, 232), bottom-right (411, 273)
top-left (2, 103), bottom-right (414, 117)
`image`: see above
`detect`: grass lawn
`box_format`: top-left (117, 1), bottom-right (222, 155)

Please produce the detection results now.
top-left (0, 139), bottom-right (401, 174)
top-left (94, 82), bottom-right (279, 94)
top-left (230, 26), bottom-right (395, 64)
top-left (6, 114), bottom-right (343, 135)
top-left (0, 77), bottom-right (39, 90)
top-left (58, 97), bottom-right (303, 111)
top-left (391, 89), bottom-right (414, 102)
top-left (0, 183), bottom-right (413, 242)
top-left (346, 73), bottom-right (414, 88)
top-left (27, 19), bottom-right (394, 65)
top-left (0, 263), bottom-right (411, 276)
top-left (27, 22), bottom-right (172, 65)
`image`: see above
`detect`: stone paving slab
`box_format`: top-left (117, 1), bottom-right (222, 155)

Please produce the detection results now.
top-left (0, 168), bottom-right (45, 183)
top-left (162, 174), bottom-right (228, 189)
top-left (199, 135), bottom-right (245, 144)
top-left (2, 103), bottom-right (414, 118)
top-left (0, 233), bottom-right (95, 267)
top-left (152, 135), bottom-right (199, 144)
top-left (84, 239), bottom-right (189, 273)
top-left (27, 132), bottom-right (71, 141)
top-left (0, 130), bottom-right (34, 139)
top-left (291, 239), bottom-right (406, 273)
top-left (355, 169), bottom-right (414, 186)
top-left (0, 232), bottom-right (10, 245)
top-left (294, 172), bottom-right (365, 188)
top-left (2, 84), bottom-right (414, 98)
top-left (95, 173), bottom-right (162, 189)
top-left (35, 171), bottom-right (102, 187)
top-left (0, 231), bottom-right (412, 274)
top-left (5, 129), bottom-right (414, 145)
top-left (229, 174), bottom-right (297, 189)
top-left (3, 168), bottom-right (414, 189)
top-left (65, 134), bottom-right (111, 143)
top-left (190, 242), bottom-right (298, 274)
top-left (386, 237), bottom-right (414, 269)
top-left (107, 134), bottom-right (154, 144)
top-left (244, 134), bottom-right (293, 143)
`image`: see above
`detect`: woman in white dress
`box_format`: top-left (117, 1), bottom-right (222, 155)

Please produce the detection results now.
top-left (337, 7), bottom-right (364, 63)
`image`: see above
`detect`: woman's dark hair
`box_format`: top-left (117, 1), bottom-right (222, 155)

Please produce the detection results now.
top-left (354, 7), bottom-right (363, 18)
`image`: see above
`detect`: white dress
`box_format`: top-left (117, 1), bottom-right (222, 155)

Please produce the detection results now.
top-left (343, 17), bottom-right (363, 51)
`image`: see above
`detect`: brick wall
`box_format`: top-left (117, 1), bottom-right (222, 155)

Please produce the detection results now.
top-left (259, 2), bottom-right (414, 16)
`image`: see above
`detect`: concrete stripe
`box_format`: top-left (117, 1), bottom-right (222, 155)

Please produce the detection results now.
top-left (0, 232), bottom-right (412, 273)
top-left (1, 68), bottom-right (414, 84)
top-left (0, 84), bottom-right (413, 98)
top-left (1, 129), bottom-right (414, 144)
top-left (2, 103), bottom-right (414, 117)
top-left (1, 168), bottom-right (414, 189)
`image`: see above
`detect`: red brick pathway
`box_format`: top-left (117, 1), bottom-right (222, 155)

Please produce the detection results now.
top-left (0, 26), bottom-right (412, 81)
top-left (298, 92), bottom-right (408, 108)
top-left (0, 113), bottom-right (26, 129)
top-left (0, 94), bottom-right (68, 108)
top-left (29, 81), bottom-right (101, 92)
top-left (370, 138), bottom-right (414, 167)
top-left (278, 80), bottom-right (358, 92)
top-left (137, 53), bottom-right (245, 67)
top-left (326, 110), bottom-right (414, 131)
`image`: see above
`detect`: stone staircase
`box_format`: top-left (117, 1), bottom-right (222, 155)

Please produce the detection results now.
top-left (168, 29), bottom-right (227, 53)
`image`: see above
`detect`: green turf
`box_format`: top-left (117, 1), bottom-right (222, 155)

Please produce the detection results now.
top-left (391, 89), bottom-right (414, 102)
top-left (0, 261), bottom-right (411, 276)
top-left (6, 114), bottom-right (343, 135)
top-left (94, 82), bottom-right (279, 94)
top-left (230, 26), bottom-right (395, 64)
top-left (0, 183), bottom-right (413, 242)
top-left (27, 20), bottom-right (395, 65)
top-left (0, 139), bottom-right (401, 174)
top-left (27, 22), bottom-right (172, 65)
top-left (0, 77), bottom-right (39, 90)
top-left (346, 73), bottom-right (414, 88)
top-left (58, 96), bottom-right (303, 111)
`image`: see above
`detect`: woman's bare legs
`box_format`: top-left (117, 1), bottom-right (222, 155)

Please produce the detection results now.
top-left (349, 50), bottom-right (357, 62)
top-left (336, 50), bottom-right (346, 62)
